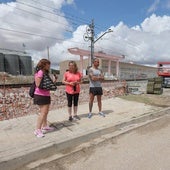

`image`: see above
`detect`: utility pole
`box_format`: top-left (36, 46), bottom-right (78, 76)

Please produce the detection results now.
top-left (22, 43), bottom-right (26, 54)
top-left (47, 46), bottom-right (50, 60)
top-left (47, 46), bottom-right (51, 73)
top-left (90, 19), bottom-right (94, 66)
top-left (83, 19), bottom-right (95, 66)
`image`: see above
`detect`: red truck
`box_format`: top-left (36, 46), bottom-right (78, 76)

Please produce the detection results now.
top-left (157, 62), bottom-right (170, 87)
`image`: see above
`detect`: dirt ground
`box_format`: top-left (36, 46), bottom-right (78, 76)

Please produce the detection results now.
top-left (65, 115), bottom-right (170, 170)
top-left (119, 88), bottom-right (170, 108)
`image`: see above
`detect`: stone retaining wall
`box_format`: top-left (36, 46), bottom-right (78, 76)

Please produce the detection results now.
top-left (0, 81), bottom-right (126, 121)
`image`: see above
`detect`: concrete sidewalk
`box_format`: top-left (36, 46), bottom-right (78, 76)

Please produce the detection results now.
top-left (0, 97), bottom-right (169, 170)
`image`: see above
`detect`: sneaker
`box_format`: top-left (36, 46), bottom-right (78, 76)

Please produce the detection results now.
top-left (42, 126), bottom-right (55, 134)
top-left (88, 113), bottom-right (92, 118)
top-left (73, 115), bottom-right (80, 120)
top-left (34, 129), bottom-right (44, 138)
top-left (99, 112), bottom-right (105, 117)
top-left (69, 116), bottom-right (73, 121)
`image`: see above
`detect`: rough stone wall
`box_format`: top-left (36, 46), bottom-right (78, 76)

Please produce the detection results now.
top-left (0, 81), bottom-right (126, 120)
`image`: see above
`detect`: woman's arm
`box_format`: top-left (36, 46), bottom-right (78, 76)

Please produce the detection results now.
top-left (35, 76), bottom-right (42, 87)
top-left (62, 75), bottom-right (75, 86)
top-left (53, 74), bottom-right (58, 83)
top-left (34, 70), bottom-right (43, 87)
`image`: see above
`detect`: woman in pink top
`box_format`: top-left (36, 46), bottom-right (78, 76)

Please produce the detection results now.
top-left (33, 59), bottom-right (57, 138)
top-left (62, 61), bottom-right (82, 121)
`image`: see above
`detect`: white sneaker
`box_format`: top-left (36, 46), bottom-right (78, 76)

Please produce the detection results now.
top-left (34, 129), bottom-right (45, 138)
top-left (41, 126), bottom-right (55, 134)
top-left (99, 112), bottom-right (105, 117)
top-left (73, 115), bottom-right (81, 120)
top-left (88, 113), bottom-right (92, 118)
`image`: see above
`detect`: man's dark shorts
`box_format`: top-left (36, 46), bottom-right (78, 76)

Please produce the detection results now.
top-left (89, 87), bottom-right (103, 96)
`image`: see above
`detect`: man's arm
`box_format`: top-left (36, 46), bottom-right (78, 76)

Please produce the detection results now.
top-left (89, 68), bottom-right (103, 81)
top-left (99, 69), bottom-right (104, 81)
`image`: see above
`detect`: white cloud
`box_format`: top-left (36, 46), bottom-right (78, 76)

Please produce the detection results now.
top-left (141, 14), bottom-right (170, 34)
top-left (92, 14), bottom-right (170, 65)
top-left (147, 0), bottom-right (160, 14)
top-left (0, 0), bottom-right (70, 51)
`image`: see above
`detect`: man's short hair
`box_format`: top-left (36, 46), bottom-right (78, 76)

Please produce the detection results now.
top-left (93, 57), bottom-right (99, 63)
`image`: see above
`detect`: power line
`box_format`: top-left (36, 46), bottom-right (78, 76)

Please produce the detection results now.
top-left (28, 0), bottom-right (90, 24)
top-left (0, 19), bottom-right (65, 38)
top-left (3, 0), bottom-right (111, 35)
top-left (6, 3), bottom-right (72, 32)
top-left (0, 47), bottom-right (26, 54)
top-left (3, 1), bottom-right (108, 39)
top-left (1, 1), bottom-right (123, 55)
top-left (16, 0), bottom-right (90, 29)
top-left (0, 27), bottom-right (64, 40)
top-left (0, 26), bottom-right (90, 47)
top-left (16, 1), bottom-right (69, 22)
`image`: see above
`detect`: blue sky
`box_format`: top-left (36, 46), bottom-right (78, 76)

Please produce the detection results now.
top-left (1, 0), bottom-right (169, 29)
top-left (61, 0), bottom-right (170, 31)
top-left (62, 0), bottom-right (147, 29)
top-left (1, 0), bottom-right (170, 67)
top-left (0, 0), bottom-right (15, 3)
top-left (1, 0), bottom-right (170, 31)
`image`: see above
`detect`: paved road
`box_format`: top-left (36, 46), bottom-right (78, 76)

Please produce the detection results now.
top-left (33, 114), bottom-right (170, 170)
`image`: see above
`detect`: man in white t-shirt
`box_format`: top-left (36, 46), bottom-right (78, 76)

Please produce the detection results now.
top-left (88, 58), bottom-right (105, 118)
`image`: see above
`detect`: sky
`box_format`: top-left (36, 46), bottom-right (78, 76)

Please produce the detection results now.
top-left (1, 0), bottom-right (170, 69)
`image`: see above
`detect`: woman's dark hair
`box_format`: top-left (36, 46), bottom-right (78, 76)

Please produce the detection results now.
top-left (35, 59), bottom-right (51, 73)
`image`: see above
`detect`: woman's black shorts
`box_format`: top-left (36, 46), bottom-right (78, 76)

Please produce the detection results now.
top-left (33, 94), bottom-right (51, 105)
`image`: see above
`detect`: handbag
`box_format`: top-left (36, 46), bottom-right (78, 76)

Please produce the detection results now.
top-left (39, 74), bottom-right (57, 91)
top-left (29, 81), bottom-right (36, 98)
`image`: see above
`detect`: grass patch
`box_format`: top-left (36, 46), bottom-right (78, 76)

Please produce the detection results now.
top-left (118, 94), bottom-right (153, 105)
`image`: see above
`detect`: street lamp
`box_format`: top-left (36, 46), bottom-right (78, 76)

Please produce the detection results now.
top-left (84, 22), bottom-right (113, 66)
top-left (90, 29), bottom-right (113, 66)
top-left (94, 29), bottom-right (113, 43)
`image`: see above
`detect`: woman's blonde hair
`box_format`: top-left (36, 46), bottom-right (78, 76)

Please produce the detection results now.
top-left (68, 60), bottom-right (78, 73)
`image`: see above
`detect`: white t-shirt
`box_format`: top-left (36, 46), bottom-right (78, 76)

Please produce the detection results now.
top-left (88, 67), bottom-right (103, 87)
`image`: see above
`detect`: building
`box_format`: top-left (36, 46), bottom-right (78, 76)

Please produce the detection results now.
top-left (59, 58), bottom-right (157, 81)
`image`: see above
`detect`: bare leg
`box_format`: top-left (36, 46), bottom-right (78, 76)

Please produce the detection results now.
top-left (97, 95), bottom-right (105, 117)
top-left (68, 107), bottom-right (72, 117)
top-left (97, 95), bottom-right (102, 112)
top-left (36, 104), bottom-right (49, 129)
top-left (42, 104), bottom-right (50, 127)
top-left (73, 106), bottom-right (78, 116)
top-left (89, 93), bottom-right (95, 113)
